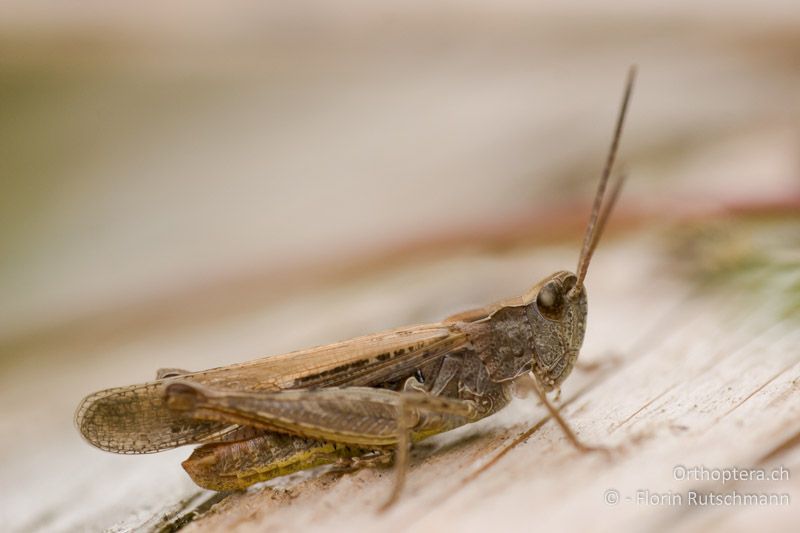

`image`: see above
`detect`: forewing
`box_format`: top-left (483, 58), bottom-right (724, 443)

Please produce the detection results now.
top-left (76, 323), bottom-right (466, 453)
top-left (75, 382), bottom-right (238, 454)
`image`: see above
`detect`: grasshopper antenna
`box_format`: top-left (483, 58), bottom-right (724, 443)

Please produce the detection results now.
top-left (571, 66), bottom-right (636, 298)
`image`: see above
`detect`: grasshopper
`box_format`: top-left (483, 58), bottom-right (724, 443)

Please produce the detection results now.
top-left (76, 67), bottom-right (635, 508)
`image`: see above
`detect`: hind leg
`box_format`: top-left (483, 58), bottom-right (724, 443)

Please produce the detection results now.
top-left (166, 381), bottom-right (477, 506)
top-left (183, 430), bottom-right (388, 491)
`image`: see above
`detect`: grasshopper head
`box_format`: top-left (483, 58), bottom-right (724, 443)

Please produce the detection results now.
top-left (523, 270), bottom-right (587, 389)
top-left (465, 67), bottom-right (633, 392)
top-left (524, 66), bottom-right (635, 389)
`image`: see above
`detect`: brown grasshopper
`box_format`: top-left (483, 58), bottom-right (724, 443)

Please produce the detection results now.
top-left (76, 67), bottom-right (635, 508)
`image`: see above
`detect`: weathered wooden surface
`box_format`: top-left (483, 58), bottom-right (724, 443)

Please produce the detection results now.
top-left (170, 225), bottom-right (800, 533)
top-left (1, 3), bottom-right (799, 533)
top-left (4, 219), bottom-right (799, 532)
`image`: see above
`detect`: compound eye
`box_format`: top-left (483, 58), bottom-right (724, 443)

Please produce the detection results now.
top-left (536, 281), bottom-right (564, 320)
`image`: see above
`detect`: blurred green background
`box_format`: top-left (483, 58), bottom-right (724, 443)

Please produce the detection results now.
top-left (2, 2), bottom-right (798, 349)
